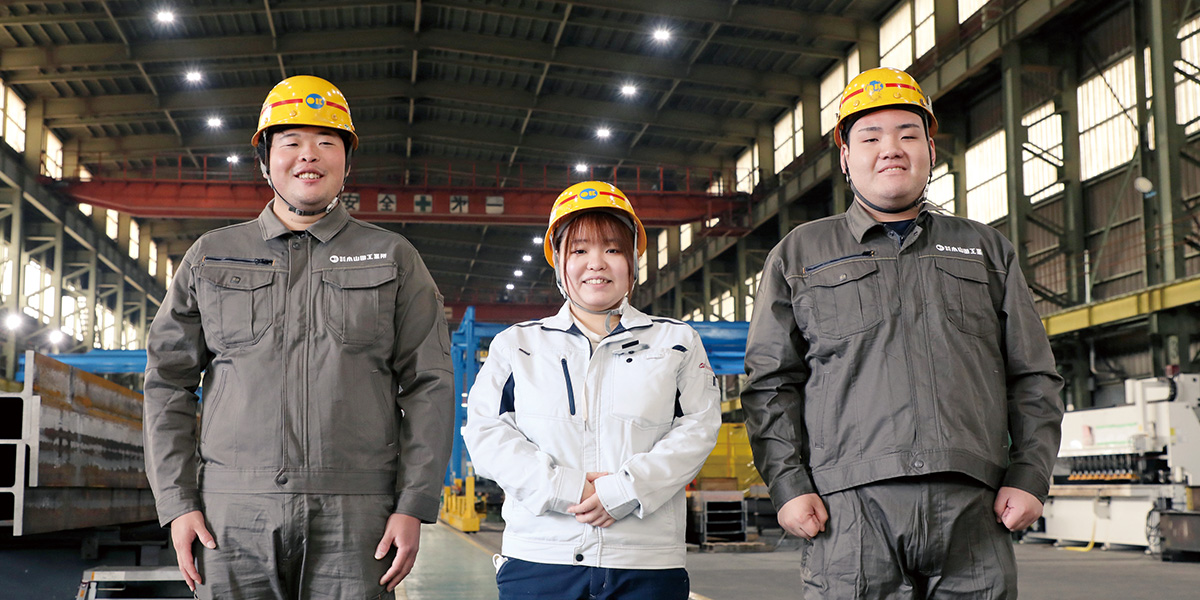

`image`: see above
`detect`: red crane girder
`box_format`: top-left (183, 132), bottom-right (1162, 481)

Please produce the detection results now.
top-left (63, 179), bottom-right (736, 227)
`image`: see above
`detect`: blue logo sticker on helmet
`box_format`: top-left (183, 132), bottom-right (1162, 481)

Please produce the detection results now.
top-left (580, 188), bottom-right (598, 200)
top-left (868, 80), bottom-right (884, 94)
top-left (305, 94), bottom-right (326, 110)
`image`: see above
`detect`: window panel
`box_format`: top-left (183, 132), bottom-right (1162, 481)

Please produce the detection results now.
top-left (958, 0), bottom-right (988, 23)
top-left (4, 87), bottom-right (27, 153)
top-left (927, 163), bottom-right (955, 211)
top-left (43, 132), bottom-right (64, 179)
top-left (821, 64), bottom-right (847, 135)
top-left (965, 130), bottom-right (1008, 224)
top-left (1022, 102), bottom-right (1065, 202)
top-left (129, 220), bottom-right (140, 260)
top-left (657, 230), bottom-right (669, 270)
top-left (1078, 56), bottom-right (1137, 180)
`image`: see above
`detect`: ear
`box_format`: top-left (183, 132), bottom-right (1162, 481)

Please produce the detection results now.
top-left (259, 161), bottom-right (269, 181)
top-left (928, 138), bottom-right (937, 167)
top-left (839, 143), bottom-right (849, 176)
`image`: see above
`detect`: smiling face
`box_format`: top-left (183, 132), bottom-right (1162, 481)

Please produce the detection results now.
top-left (840, 108), bottom-right (936, 220)
top-left (266, 126), bottom-right (347, 213)
top-left (558, 212), bottom-right (635, 313)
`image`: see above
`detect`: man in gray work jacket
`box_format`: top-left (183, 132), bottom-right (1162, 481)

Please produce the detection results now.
top-left (143, 75), bottom-right (454, 599)
top-left (743, 67), bottom-right (1064, 598)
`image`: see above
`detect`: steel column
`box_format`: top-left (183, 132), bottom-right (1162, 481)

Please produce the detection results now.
top-left (1145, 0), bottom-right (1188, 284)
top-left (1003, 42), bottom-right (1031, 275)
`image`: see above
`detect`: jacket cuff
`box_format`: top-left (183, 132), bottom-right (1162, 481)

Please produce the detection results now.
top-left (768, 471), bottom-right (818, 511)
top-left (594, 473), bottom-right (639, 520)
top-left (394, 490), bottom-right (442, 523)
top-left (1001, 466), bottom-right (1051, 504)
top-left (156, 490), bottom-right (203, 528)
top-left (552, 467), bottom-right (587, 514)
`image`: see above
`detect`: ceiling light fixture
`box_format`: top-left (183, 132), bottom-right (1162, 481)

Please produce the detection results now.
top-left (653, 28), bottom-right (671, 42)
top-left (533, 237), bottom-right (543, 245)
top-left (514, 269), bottom-right (524, 277)
top-left (620, 84), bottom-right (637, 97)
top-left (522, 254), bottom-right (532, 262)
top-left (156, 11), bottom-right (175, 24)
top-left (506, 283), bottom-right (515, 290)
top-left (5, 314), bottom-right (21, 331)
top-left (207, 117), bottom-right (222, 128)
top-left (185, 71), bottom-right (202, 83)
top-left (596, 128), bottom-right (611, 139)
top-left (226, 155), bottom-right (239, 164)
top-left (575, 163), bottom-right (588, 173)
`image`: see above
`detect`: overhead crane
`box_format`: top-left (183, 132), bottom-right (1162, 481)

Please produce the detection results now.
top-left (60, 169), bottom-right (743, 228)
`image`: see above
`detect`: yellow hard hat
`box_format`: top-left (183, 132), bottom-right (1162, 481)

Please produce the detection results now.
top-left (251, 75), bottom-right (358, 149)
top-left (834, 67), bottom-right (936, 147)
top-left (544, 181), bottom-right (647, 267)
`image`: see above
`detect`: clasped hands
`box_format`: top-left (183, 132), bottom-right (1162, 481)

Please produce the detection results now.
top-left (567, 471), bottom-right (615, 528)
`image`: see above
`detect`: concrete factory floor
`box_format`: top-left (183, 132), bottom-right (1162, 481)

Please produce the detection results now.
top-left (3, 522), bottom-right (1200, 599)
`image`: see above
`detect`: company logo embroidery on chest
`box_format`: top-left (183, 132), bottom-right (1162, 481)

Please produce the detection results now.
top-left (329, 253), bottom-right (388, 263)
top-left (934, 244), bottom-right (983, 256)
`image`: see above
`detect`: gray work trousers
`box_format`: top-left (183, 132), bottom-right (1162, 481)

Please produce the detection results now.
top-left (194, 492), bottom-right (395, 600)
top-left (802, 474), bottom-right (1018, 599)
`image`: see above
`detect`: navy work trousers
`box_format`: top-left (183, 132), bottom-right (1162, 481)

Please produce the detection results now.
top-left (496, 557), bottom-right (689, 600)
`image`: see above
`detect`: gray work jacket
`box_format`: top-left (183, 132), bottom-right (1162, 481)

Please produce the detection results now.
top-left (144, 201), bottom-right (454, 527)
top-left (743, 201), bottom-right (1064, 510)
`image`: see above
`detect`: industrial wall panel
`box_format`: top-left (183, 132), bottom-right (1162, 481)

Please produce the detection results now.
top-left (1084, 172), bottom-right (1147, 301)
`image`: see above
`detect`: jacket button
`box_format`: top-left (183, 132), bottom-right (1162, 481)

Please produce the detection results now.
top-left (839, 273), bottom-right (847, 280)
top-left (292, 242), bottom-right (300, 250)
top-left (575, 554), bottom-right (584, 562)
top-left (276, 475), bottom-right (289, 485)
top-left (912, 460), bottom-right (924, 469)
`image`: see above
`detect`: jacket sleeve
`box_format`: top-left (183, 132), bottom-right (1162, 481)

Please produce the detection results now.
top-left (741, 251), bottom-right (817, 510)
top-left (594, 327), bottom-right (722, 520)
top-left (390, 248), bottom-right (455, 522)
top-left (143, 250), bottom-right (211, 527)
top-left (463, 333), bottom-right (588, 516)
top-left (997, 245), bottom-right (1065, 502)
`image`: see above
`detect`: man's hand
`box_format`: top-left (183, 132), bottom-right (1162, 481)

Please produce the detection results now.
top-left (994, 486), bottom-right (1044, 531)
top-left (567, 472), bottom-right (615, 528)
top-left (375, 513), bottom-right (421, 592)
top-left (169, 511), bottom-right (216, 592)
top-left (777, 493), bottom-right (828, 539)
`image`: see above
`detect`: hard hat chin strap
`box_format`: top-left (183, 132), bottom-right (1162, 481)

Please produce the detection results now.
top-left (261, 146), bottom-right (354, 217)
top-left (846, 176), bottom-right (924, 214)
top-left (554, 257), bottom-right (628, 335)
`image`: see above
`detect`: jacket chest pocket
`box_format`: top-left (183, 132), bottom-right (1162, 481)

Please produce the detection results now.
top-left (197, 265), bottom-right (278, 347)
top-left (933, 257), bottom-right (997, 337)
top-left (609, 349), bottom-right (678, 427)
top-left (804, 259), bottom-right (883, 339)
top-left (322, 265), bottom-right (398, 345)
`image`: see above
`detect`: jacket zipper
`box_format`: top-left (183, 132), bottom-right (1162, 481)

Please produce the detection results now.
top-left (803, 250), bottom-right (874, 274)
top-left (205, 256), bottom-right (275, 265)
top-left (560, 358), bottom-right (576, 416)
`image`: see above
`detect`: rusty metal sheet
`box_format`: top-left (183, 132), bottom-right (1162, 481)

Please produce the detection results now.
top-left (1, 351), bottom-right (159, 536)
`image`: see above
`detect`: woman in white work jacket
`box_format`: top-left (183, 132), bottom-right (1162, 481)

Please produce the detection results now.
top-left (464, 181), bottom-right (722, 600)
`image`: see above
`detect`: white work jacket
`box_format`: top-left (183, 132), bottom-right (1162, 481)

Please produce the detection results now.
top-left (464, 302), bottom-right (721, 569)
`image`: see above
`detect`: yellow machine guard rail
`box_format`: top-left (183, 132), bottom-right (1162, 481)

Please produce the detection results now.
top-left (440, 476), bottom-right (481, 533)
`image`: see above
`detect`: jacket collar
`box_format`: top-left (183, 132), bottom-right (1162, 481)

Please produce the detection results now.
top-left (258, 200), bottom-right (350, 243)
top-left (541, 299), bottom-right (653, 337)
top-left (845, 199), bottom-right (932, 243)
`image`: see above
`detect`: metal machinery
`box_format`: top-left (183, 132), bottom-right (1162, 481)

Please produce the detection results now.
top-left (1024, 375), bottom-right (1200, 550)
top-left (1, 351), bottom-right (156, 537)
top-left (441, 306), bottom-right (750, 532)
